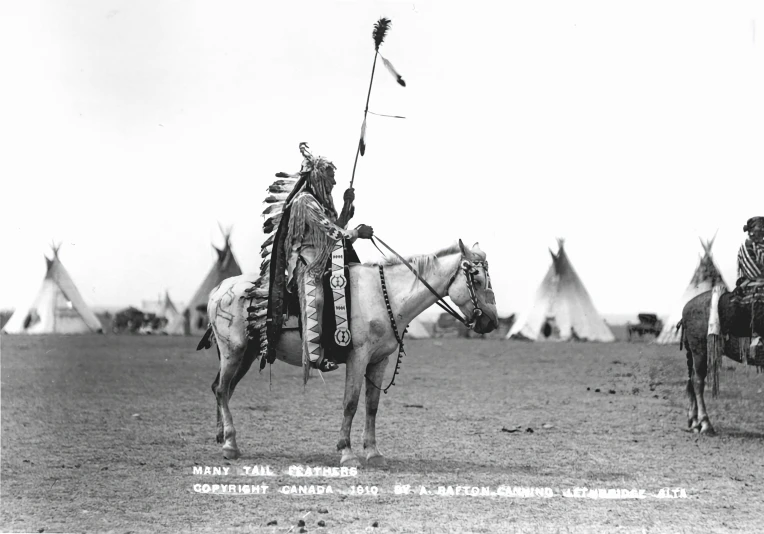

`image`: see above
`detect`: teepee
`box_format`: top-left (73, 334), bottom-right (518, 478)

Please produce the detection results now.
top-left (656, 237), bottom-right (727, 344)
top-left (166, 227), bottom-right (242, 335)
top-left (156, 291), bottom-right (180, 323)
top-left (142, 291), bottom-right (181, 328)
top-left (2, 245), bottom-right (103, 334)
top-left (141, 291), bottom-right (179, 317)
top-left (506, 239), bottom-right (614, 342)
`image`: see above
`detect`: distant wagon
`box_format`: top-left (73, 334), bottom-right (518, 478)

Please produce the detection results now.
top-left (626, 313), bottom-right (664, 341)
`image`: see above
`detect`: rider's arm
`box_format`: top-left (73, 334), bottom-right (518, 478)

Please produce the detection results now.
top-left (301, 195), bottom-right (359, 243)
top-left (337, 204), bottom-right (355, 230)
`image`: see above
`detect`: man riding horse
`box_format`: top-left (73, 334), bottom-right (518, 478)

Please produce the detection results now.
top-left (735, 216), bottom-right (764, 347)
top-left (275, 144), bottom-right (374, 373)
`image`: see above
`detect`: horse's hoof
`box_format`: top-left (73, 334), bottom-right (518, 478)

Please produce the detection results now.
top-left (216, 434), bottom-right (224, 444)
top-left (340, 456), bottom-right (362, 468)
top-left (700, 424), bottom-right (716, 436)
top-left (223, 447), bottom-right (241, 460)
top-left (366, 455), bottom-right (387, 469)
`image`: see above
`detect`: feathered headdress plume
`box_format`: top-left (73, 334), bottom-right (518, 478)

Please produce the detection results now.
top-left (373, 18), bottom-right (391, 50)
top-left (349, 17), bottom-right (407, 188)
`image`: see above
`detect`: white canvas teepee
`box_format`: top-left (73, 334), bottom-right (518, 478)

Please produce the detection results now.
top-left (656, 237), bottom-right (727, 344)
top-left (507, 239), bottom-right (614, 342)
top-left (2, 245), bottom-right (103, 334)
top-left (157, 291), bottom-right (180, 324)
top-left (166, 228), bottom-right (242, 335)
top-left (142, 291), bottom-right (181, 328)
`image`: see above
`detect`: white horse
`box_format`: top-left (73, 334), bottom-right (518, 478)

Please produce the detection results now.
top-left (201, 240), bottom-right (499, 466)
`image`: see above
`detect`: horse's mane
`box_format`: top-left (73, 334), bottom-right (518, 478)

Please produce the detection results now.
top-left (363, 243), bottom-right (462, 278)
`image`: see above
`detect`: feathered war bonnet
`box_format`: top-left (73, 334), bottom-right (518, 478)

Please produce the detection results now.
top-left (280, 142), bottom-right (337, 213)
top-left (743, 217), bottom-right (764, 232)
top-left (295, 142), bottom-right (337, 217)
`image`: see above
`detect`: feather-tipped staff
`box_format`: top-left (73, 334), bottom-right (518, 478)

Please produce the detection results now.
top-left (349, 18), bottom-right (406, 188)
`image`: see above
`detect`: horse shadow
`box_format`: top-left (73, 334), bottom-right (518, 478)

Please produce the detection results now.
top-left (717, 429), bottom-right (764, 440)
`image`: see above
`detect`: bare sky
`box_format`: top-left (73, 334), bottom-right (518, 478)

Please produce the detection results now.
top-left (1, 0), bottom-right (763, 320)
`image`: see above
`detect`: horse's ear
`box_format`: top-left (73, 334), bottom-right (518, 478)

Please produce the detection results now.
top-left (472, 242), bottom-right (486, 259)
top-left (458, 239), bottom-right (469, 257)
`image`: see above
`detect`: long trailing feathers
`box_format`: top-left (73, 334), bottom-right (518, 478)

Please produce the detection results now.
top-left (244, 166), bottom-right (304, 359)
top-left (380, 54), bottom-right (406, 87)
top-left (268, 183), bottom-right (296, 194)
top-left (262, 204), bottom-right (283, 216)
top-left (359, 118), bottom-right (367, 156)
top-left (265, 193), bottom-right (289, 203)
top-left (373, 18), bottom-right (391, 51)
top-left (263, 214), bottom-right (282, 234)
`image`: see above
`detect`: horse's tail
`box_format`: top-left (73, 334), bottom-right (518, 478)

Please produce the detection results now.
top-left (197, 325), bottom-right (215, 351)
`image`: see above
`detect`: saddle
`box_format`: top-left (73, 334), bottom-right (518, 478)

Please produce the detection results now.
top-left (257, 238), bottom-right (360, 370)
top-left (731, 278), bottom-right (764, 305)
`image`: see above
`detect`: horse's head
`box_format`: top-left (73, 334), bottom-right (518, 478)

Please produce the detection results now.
top-left (447, 240), bottom-right (499, 334)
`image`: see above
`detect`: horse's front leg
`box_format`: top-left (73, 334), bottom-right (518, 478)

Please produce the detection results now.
top-left (337, 355), bottom-right (366, 467)
top-left (363, 356), bottom-right (391, 468)
top-left (685, 350), bottom-right (698, 430)
top-left (689, 342), bottom-right (715, 435)
top-left (692, 370), bottom-right (715, 434)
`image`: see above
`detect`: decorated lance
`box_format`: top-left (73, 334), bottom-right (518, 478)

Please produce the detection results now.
top-left (349, 18), bottom-right (406, 189)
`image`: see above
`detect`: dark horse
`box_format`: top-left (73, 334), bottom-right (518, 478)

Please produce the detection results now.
top-left (681, 288), bottom-right (764, 434)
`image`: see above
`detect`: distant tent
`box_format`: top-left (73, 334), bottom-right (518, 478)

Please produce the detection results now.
top-left (156, 291), bottom-right (182, 334)
top-left (141, 291), bottom-right (181, 333)
top-left (166, 228), bottom-right (242, 335)
top-left (656, 237), bottom-right (727, 344)
top-left (157, 291), bottom-right (180, 324)
top-left (506, 239), bottom-right (614, 342)
top-left (141, 291), bottom-right (180, 320)
top-left (406, 317), bottom-right (435, 339)
top-left (2, 245), bottom-right (103, 334)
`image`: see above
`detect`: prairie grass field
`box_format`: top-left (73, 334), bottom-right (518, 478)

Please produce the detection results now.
top-left (1, 335), bottom-right (764, 533)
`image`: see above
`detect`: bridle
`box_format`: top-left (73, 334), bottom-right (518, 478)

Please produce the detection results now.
top-left (365, 236), bottom-right (494, 393)
top-left (455, 258), bottom-right (494, 329)
top-left (372, 236), bottom-right (492, 329)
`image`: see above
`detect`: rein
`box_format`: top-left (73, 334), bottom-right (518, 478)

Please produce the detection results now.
top-left (371, 236), bottom-right (484, 327)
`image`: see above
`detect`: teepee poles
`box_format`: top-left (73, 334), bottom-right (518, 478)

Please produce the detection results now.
top-left (349, 18), bottom-right (406, 189)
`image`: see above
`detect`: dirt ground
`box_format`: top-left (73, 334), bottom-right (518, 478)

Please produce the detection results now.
top-left (1, 335), bottom-right (763, 533)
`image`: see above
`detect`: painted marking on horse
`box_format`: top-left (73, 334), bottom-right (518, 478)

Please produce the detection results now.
top-left (215, 286), bottom-right (237, 327)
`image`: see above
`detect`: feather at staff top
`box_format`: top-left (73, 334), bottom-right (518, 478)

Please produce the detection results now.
top-left (373, 18), bottom-right (391, 50)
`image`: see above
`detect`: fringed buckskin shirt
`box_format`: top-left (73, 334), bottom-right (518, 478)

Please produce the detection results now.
top-left (286, 191), bottom-right (358, 286)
